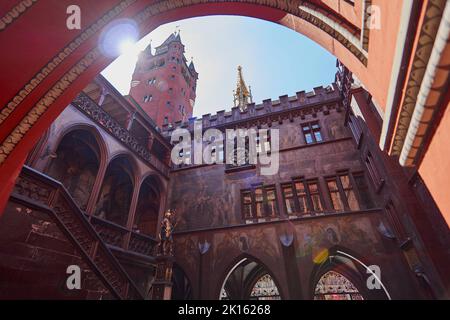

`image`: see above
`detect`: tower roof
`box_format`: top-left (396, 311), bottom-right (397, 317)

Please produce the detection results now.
top-left (189, 59), bottom-right (198, 75)
top-left (154, 32), bottom-right (182, 54)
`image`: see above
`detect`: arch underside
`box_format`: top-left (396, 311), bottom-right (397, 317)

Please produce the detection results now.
top-left (0, 0), bottom-right (372, 171)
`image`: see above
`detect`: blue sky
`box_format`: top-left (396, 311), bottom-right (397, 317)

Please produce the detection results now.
top-left (101, 16), bottom-right (336, 117)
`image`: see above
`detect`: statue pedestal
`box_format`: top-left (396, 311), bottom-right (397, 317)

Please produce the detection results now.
top-left (150, 255), bottom-right (174, 300)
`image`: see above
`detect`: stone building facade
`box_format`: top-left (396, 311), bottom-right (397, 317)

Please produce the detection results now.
top-left (0, 35), bottom-right (448, 299)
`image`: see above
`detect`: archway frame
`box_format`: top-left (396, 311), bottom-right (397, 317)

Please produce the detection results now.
top-left (217, 253), bottom-right (285, 300)
top-left (0, 2), bottom-right (447, 268)
top-left (308, 246), bottom-right (392, 300)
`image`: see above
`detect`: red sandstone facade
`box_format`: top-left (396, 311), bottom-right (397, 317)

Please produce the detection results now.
top-left (128, 33), bottom-right (198, 127)
top-left (0, 0), bottom-right (449, 300)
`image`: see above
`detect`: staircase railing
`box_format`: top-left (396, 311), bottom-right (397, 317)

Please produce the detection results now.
top-left (11, 166), bottom-right (145, 300)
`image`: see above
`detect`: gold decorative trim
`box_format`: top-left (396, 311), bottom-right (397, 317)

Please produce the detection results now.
top-left (362, 0), bottom-right (373, 51)
top-left (0, 0), bottom-right (372, 165)
top-left (0, 0), bottom-right (137, 125)
top-left (0, 0), bottom-right (38, 32)
top-left (390, 0), bottom-right (447, 156)
top-left (1, 0), bottom-right (371, 126)
top-left (0, 49), bottom-right (101, 164)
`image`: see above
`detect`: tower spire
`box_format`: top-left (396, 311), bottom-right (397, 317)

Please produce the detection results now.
top-left (233, 65), bottom-right (253, 111)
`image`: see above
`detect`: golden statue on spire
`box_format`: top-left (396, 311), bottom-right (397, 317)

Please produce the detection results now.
top-left (233, 65), bottom-right (253, 111)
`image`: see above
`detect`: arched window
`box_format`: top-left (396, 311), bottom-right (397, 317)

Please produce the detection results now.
top-left (46, 130), bottom-right (100, 211)
top-left (314, 270), bottom-right (364, 300)
top-left (250, 274), bottom-right (281, 300)
top-left (219, 258), bottom-right (282, 300)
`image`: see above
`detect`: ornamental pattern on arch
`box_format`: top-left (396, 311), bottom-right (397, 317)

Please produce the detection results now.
top-left (250, 274), bottom-right (281, 300)
top-left (314, 270), bottom-right (364, 300)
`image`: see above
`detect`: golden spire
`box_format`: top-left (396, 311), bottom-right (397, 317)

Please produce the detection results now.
top-left (233, 65), bottom-right (253, 111)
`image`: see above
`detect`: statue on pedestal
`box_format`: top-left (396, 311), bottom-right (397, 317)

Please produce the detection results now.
top-left (156, 209), bottom-right (177, 256)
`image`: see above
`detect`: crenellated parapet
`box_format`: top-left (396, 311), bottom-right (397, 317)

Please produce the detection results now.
top-left (161, 83), bottom-right (340, 135)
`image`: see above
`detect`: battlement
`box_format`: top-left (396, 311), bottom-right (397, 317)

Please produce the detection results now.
top-left (162, 83), bottom-right (340, 134)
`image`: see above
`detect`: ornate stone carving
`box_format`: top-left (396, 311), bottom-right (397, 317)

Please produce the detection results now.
top-left (73, 93), bottom-right (152, 163)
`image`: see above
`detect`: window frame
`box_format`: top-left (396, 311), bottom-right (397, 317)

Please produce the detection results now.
top-left (241, 184), bottom-right (279, 221)
top-left (301, 121), bottom-right (323, 145)
top-left (325, 171), bottom-right (374, 212)
top-left (281, 177), bottom-right (325, 216)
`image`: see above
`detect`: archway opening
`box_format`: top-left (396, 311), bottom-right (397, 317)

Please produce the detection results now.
top-left (95, 156), bottom-right (134, 226)
top-left (133, 175), bottom-right (162, 237)
top-left (219, 258), bottom-right (281, 300)
top-left (46, 129), bottom-right (100, 211)
top-left (171, 264), bottom-right (193, 300)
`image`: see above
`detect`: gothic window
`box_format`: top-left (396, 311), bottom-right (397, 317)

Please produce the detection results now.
top-left (281, 184), bottom-right (296, 215)
top-left (241, 185), bottom-right (279, 220)
top-left (250, 274), bottom-right (281, 300)
top-left (348, 114), bottom-right (363, 147)
top-left (256, 130), bottom-right (271, 153)
top-left (314, 271), bottom-right (364, 300)
top-left (365, 152), bottom-right (385, 192)
top-left (281, 178), bottom-right (324, 216)
top-left (302, 122), bottom-right (323, 144)
top-left (327, 178), bottom-right (345, 211)
top-left (385, 201), bottom-right (407, 241)
top-left (147, 78), bottom-right (156, 85)
top-left (353, 172), bottom-right (374, 209)
top-left (242, 190), bottom-right (253, 218)
top-left (340, 174), bottom-right (359, 211)
top-left (308, 180), bottom-right (324, 212)
top-left (326, 172), bottom-right (373, 212)
top-left (143, 95), bottom-right (152, 103)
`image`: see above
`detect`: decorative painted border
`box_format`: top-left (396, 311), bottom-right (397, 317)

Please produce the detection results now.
top-left (0, 0), bottom-right (38, 32)
top-left (1, 0), bottom-right (370, 126)
top-left (0, 48), bottom-right (101, 164)
top-left (361, 0), bottom-right (373, 51)
top-left (0, 0), bottom-right (372, 165)
top-left (0, 0), bottom-right (137, 125)
top-left (390, 0), bottom-right (447, 156)
top-left (399, 1), bottom-right (450, 166)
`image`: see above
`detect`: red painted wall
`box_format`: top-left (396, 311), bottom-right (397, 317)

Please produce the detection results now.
top-left (129, 36), bottom-right (197, 127)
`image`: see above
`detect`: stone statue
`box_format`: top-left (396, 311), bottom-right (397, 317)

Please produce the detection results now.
top-left (156, 209), bottom-right (177, 256)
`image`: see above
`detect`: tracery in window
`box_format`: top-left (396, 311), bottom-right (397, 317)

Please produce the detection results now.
top-left (314, 271), bottom-right (364, 300)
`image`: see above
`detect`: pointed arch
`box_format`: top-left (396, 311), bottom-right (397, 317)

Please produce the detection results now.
top-left (218, 254), bottom-right (283, 300)
top-left (94, 153), bottom-right (136, 226)
top-left (45, 125), bottom-right (107, 211)
top-left (309, 246), bottom-right (391, 300)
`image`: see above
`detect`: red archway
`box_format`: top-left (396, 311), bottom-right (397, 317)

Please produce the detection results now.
top-left (0, 0), bottom-right (448, 222)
